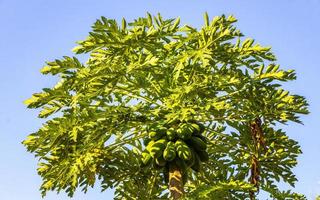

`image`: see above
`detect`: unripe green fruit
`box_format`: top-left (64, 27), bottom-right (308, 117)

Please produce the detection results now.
top-left (155, 155), bottom-right (167, 167)
top-left (186, 136), bottom-right (207, 152)
top-left (147, 139), bottom-right (167, 158)
top-left (196, 134), bottom-right (207, 143)
top-left (191, 123), bottom-right (205, 135)
top-left (175, 140), bottom-right (192, 161)
top-left (191, 123), bottom-right (200, 133)
top-left (185, 148), bottom-right (196, 167)
top-left (153, 159), bottom-right (164, 170)
top-left (191, 152), bottom-right (201, 172)
top-left (177, 124), bottom-right (193, 140)
top-left (163, 141), bottom-right (176, 161)
top-left (174, 157), bottom-right (188, 173)
top-left (166, 128), bottom-right (177, 141)
top-left (149, 131), bottom-right (163, 141)
top-left (197, 150), bottom-right (209, 162)
top-left (187, 120), bottom-right (205, 133)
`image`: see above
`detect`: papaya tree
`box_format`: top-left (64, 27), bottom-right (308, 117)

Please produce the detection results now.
top-left (23, 13), bottom-right (309, 199)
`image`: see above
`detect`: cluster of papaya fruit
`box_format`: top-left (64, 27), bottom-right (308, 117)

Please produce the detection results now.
top-left (141, 121), bottom-right (209, 183)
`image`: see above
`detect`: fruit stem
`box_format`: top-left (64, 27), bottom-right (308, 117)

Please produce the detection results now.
top-left (169, 163), bottom-right (184, 200)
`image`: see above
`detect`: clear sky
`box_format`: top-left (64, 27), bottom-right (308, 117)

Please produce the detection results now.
top-left (0, 0), bottom-right (319, 199)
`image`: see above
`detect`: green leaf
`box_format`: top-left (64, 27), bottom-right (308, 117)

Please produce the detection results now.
top-left (204, 12), bottom-right (209, 27)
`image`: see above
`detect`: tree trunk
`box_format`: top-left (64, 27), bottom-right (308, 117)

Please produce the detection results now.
top-left (169, 164), bottom-right (184, 200)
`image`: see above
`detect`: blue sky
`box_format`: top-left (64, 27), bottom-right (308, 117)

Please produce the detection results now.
top-left (0, 0), bottom-right (319, 199)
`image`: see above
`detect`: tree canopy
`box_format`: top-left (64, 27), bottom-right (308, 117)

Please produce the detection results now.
top-left (23, 13), bottom-right (309, 199)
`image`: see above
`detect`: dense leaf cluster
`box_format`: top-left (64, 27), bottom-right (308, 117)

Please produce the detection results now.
top-left (23, 13), bottom-right (308, 199)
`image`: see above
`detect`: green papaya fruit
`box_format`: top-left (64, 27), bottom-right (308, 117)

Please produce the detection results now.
top-left (166, 128), bottom-right (177, 141)
top-left (186, 136), bottom-right (207, 152)
top-left (148, 131), bottom-right (163, 141)
top-left (175, 140), bottom-right (192, 161)
top-left (148, 138), bottom-right (167, 158)
top-left (153, 159), bottom-right (164, 170)
top-left (185, 148), bottom-right (195, 167)
top-left (190, 123), bottom-right (200, 134)
top-left (186, 120), bottom-right (206, 135)
top-left (155, 155), bottom-right (167, 167)
top-left (177, 124), bottom-right (193, 140)
top-left (191, 152), bottom-right (201, 172)
top-left (196, 134), bottom-right (208, 143)
top-left (191, 122), bottom-right (205, 135)
top-left (197, 150), bottom-right (209, 162)
top-left (163, 141), bottom-right (176, 161)
top-left (174, 157), bottom-right (188, 173)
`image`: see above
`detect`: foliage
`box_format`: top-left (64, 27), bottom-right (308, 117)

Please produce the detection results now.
top-left (23, 13), bottom-right (309, 199)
